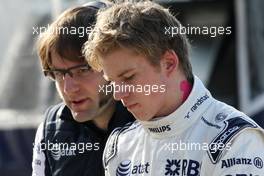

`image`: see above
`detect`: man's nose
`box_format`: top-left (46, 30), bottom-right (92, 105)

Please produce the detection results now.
top-left (63, 74), bottom-right (79, 94)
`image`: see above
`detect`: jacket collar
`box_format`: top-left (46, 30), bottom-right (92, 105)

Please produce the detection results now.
top-left (140, 76), bottom-right (213, 139)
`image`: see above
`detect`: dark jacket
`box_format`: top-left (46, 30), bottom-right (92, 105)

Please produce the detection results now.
top-left (42, 102), bottom-right (134, 176)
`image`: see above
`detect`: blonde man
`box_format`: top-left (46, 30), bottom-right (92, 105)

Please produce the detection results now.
top-left (84, 1), bottom-right (264, 175)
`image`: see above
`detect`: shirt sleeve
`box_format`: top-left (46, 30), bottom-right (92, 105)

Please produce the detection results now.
top-left (204, 129), bottom-right (264, 176)
top-left (32, 123), bottom-right (46, 176)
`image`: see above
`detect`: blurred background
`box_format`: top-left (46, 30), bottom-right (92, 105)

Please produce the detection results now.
top-left (0, 0), bottom-right (263, 175)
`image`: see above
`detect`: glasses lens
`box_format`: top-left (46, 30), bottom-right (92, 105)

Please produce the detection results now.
top-left (53, 70), bottom-right (65, 81)
top-left (71, 65), bottom-right (91, 76)
top-left (43, 64), bottom-right (91, 81)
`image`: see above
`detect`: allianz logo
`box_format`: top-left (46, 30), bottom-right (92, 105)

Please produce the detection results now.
top-left (221, 157), bottom-right (263, 169)
top-left (50, 148), bottom-right (76, 160)
top-left (148, 125), bottom-right (171, 133)
top-left (116, 160), bottom-right (150, 176)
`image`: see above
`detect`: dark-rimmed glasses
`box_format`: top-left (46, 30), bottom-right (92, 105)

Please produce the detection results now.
top-left (43, 64), bottom-right (92, 82)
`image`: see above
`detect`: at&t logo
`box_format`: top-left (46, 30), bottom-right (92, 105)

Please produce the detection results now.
top-left (116, 160), bottom-right (150, 176)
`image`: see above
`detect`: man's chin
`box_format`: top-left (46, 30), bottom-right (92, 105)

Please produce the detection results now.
top-left (132, 111), bottom-right (153, 122)
top-left (71, 110), bottom-right (95, 123)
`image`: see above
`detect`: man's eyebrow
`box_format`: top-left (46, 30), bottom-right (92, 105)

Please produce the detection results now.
top-left (117, 68), bottom-right (135, 78)
top-left (103, 68), bottom-right (135, 81)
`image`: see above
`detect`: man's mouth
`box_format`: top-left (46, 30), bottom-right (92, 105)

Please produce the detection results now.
top-left (126, 103), bottom-right (138, 110)
top-left (70, 98), bottom-right (90, 109)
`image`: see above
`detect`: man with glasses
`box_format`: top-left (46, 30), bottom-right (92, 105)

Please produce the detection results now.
top-left (32, 1), bottom-right (134, 176)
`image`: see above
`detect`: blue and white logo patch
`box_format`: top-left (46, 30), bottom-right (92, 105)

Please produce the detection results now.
top-left (116, 160), bottom-right (132, 176)
top-left (208, 117), bottom-right (257, 164)
top-left (215, 113), bottom-right (227, 123)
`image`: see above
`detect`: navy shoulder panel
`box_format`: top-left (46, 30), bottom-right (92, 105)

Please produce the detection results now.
top-left (44, 103), bottom-right (65, 128)
top-left (42, 103), bottom-right (66, 139)
top-left (103, 121), bottom-right (138, 167)
top-left (207, 116), bottom-right (257, 164)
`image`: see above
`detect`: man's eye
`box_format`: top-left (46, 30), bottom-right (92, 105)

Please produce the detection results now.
top-left (53, 71), bottom-right (64, 77)
top-left (76, 67), bottom-right (91, 75)
top-left (79, 68), bottom-right (89, 73)
top-left (124, 74), bottom-right (134, 81)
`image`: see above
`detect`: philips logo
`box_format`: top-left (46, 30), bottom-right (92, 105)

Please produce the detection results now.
top-left (116, 160), bottom-right (150, 175)
top-left (148, 125), bottom-right (171, 133)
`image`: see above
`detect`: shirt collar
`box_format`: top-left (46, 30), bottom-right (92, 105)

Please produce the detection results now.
top-left (140, 76), bottom-right (214, 138)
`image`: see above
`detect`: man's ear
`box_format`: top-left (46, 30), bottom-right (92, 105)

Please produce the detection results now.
top-left (160, 50), bottom-right (179, 77)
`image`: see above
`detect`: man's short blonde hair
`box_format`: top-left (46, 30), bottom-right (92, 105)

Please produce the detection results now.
top-left (84, 1), bottom-right (193, 82)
